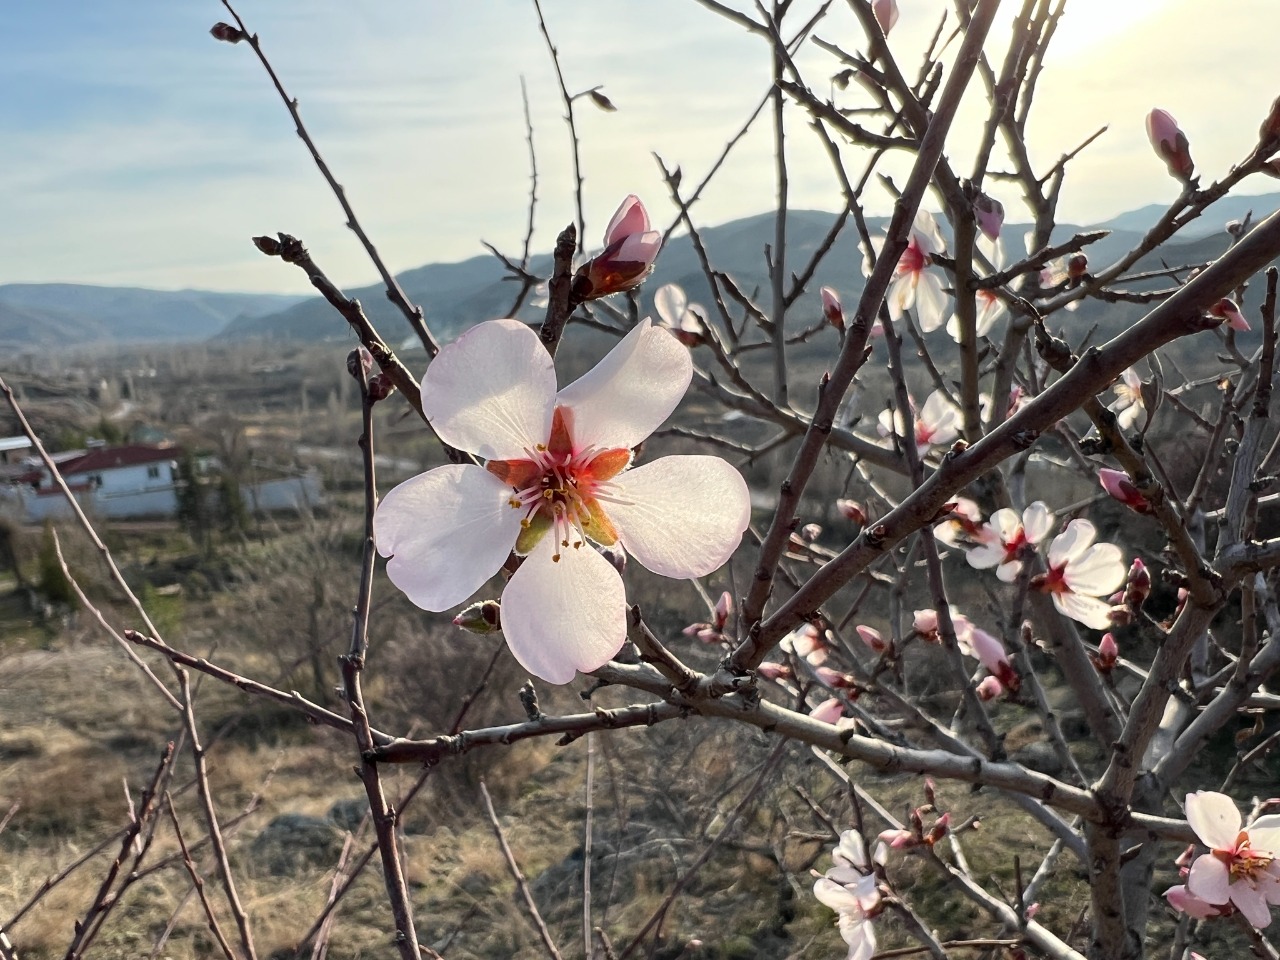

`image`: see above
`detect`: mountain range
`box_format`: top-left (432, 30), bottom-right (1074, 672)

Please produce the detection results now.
top-left (4, 190), bottom-right (1278, 354)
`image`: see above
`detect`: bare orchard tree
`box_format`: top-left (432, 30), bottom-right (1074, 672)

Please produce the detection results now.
top-left (10, 1), bottom-right (1280, 959)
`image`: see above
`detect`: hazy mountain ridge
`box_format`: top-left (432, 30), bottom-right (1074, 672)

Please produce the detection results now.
top-left (8, 190), bottom-right (1278, 352)
top-left (0, 284), bottom-right (305, 351)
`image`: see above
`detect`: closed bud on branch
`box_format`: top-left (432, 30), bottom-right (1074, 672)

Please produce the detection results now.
top-left (253, 235), bottom-right (282, 257)
top-left (572, 195), bottom-right (662, 301)
top-left (210, 22), bottom-right (247, 43)
top-left (1209, 297), bottom-right (1250, 332)
top-left (1146, 108), bottom-right (1195, 182)
top-left (973, 192), bottom-right (1004, 242)
top-left (836, 498), bottom-right (865, 524)
top-left (872, 0), bottom-right (899, 35)
top-left (820, 285), bottom-right (844, 331)
top-left (1094, 632), bottom-right (1119, 672)
top-left (1098, 468), bottom-right (1153, 514)
top-left (1125, 557), bottom-right (1151, 610)
top-left (453, 599), bottom-right (502, 634)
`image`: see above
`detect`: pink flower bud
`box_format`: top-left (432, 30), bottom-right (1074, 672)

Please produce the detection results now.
top-left (1098, 468), bottom-right (1153, 514)
top-left (572, 196), bottom-right (662, 301)
top-left (808, 697), bottom-right (847, 726)
top-left (975, 675), bottom-right (1004, 701)
top-left (1025, 902), bottom-right (1041, 920)
top-left (1067, 253), bottom-right (1089, 280)
top-left (872, 0), bottom-right (899, 35)
top-left (756, 661), bottom-right (792, 681)
top-left (1125, 557), bottom-right (1151, 610)
top-left (801, 522), bottom-right (823, 542)
top-left (913, 608), bottom-right (940, 642)
top-left (926, 812), bottom-right (951, 845)
top-left (1146, 108), bottom-right (1195, 182)
top-left (714, 591), bottom-right (733, 630)
top-left (836, 498), bottom-right (866, 524)
top-left (856, 624), bottom-right (888, 654)
top-left (1095, 633), bottom-right (1119, 672)
top-left (1209, 297), bottom-right (1250, 332)
top-left (973, 193), bottom-right (1004, 242)
top-left (820, 286), bottom-right (845, 331)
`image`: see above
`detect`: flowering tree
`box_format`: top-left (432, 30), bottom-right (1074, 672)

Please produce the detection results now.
top-left (10, 2), bottom-right (1280, 959)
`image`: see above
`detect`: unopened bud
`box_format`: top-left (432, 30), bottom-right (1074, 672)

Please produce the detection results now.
top-left (820, 286), bottom-right (845, 331)
top-left (1125, 557), bottom-right (1151, 609)
top-left (1067, 252), bottom-right (1089, 280)
top-left (1095, 632), bottom-right (1119, 672)
top-left (587, 89), bottom-right (617, 112)
top-left (453, 599), bottom-right (501, 634)
top-left (975, 675), bottom-right (1004, 701)
top-left (836, 498), bottom-right (866, 524)
top-left (872, 0), bottom-right (899, 35)
top-left (756, 661), bottom-right (792, 681)
top-left (801, 522), bottom-right (823, 542)
top-left (210, 22), bottom-right (247, 43)
top-left (1146, 108), bottom-right (1195, 182)
top-left (926, 812), bottom-right (951, 845)
top-left (253, 234), bottom-right (282, 257)
top-left (973, 193), bottom-right (1004, 242)
top-left (366, 373), bottom-right (396, 402)
top-left (1099, 468), bottom-right (1153, 514)
top-left (856, 624), bottom-right (888, 654)
top-left (1209, 297), bottom-right (1250, 332)
top-left (714, 591), bottom-right (733, 630)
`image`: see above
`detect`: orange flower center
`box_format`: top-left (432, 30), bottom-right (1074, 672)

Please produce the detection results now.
top-left (485, 406), bottom-right (631, 561)
top-left (1221, 833), bottom-right (1276, 884)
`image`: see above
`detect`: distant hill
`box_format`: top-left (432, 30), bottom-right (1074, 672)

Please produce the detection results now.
top-left (0, 284), bottom-right (305, 351)
top-left (9, 191), bottom-right (1280, 352)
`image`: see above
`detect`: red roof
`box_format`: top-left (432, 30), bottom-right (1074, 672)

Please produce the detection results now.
top-left (58, 444), bottom-right (181, 476)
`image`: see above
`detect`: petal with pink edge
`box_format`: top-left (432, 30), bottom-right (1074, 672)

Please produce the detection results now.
top-left (421, 319), bottom-right (556, 460)
top-left (375, 466), bottom-right (523, 612)
top-left (556, 319), bottom-right (692, 452)
top-left (1186, 791), bottom-right (1242, 850)
top-left (654, 284), bottom-right (687, 326)
top-left (1051, 591), bottom-right (1114, 630)
top-left (1186, 853), bottom-right (1232, 905)
top-left (1232, 881), bottom-right (1274, 928)
top-left (500, 534), bottom-right (628, 684)
top-left (608, 455), bottom-right (751, 578)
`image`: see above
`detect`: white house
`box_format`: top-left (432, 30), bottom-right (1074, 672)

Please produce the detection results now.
top-left (2, 441), bottom-right (324, 523)
top-left (15, 442), bottom-right (181, 521)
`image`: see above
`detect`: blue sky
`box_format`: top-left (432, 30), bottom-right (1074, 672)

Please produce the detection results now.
top-left (2, 1), bottom-right (1278, 293)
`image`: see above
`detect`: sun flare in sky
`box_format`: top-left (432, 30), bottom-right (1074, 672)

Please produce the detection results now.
top-left (0, 0), bottom-right (1275, 293)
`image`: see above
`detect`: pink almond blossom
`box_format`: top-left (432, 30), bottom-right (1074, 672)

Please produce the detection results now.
top-left (973, 193), bottom-right (1004, 242)
top-left (1032, 520), bottom-right (1126, 630)
top-left (1110, 367), bottom-right (1145, 431)
top-left (878, 389), bottom-right (961, 456)
top-left (1147, 108), bottom-right (1195, 182)
top-left (814, 830), bottom-right (880, 960)
top-left (374, 317), bottom-right (750, 684)
top-left (1184, 790), bottom-right (1280, 928)
top-left (960, 625), bottom-right (1019, 692)
top-left (965, 501), bottom-right (1055, 582)
top-left (654, 283), bottom-right (706, 346)
top-left (933, 497), bottom-right (989, 550)
top-left (782, 622), bottom-right (830, 666)
top-left (856, 624), bottom-right (889, 654)
top-left (975, 675), bottom-right (1004, 701)
top-left (864, 210), bottom-right (950, 332)
top-left (573, 196), bottom-right (662, 301)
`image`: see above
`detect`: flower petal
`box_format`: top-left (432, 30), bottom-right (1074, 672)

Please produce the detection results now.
top-left (1247, 816), bottom-right (1280, 854)
top-left (421, 318), bottom-right (556, 460)
top-left (814, 877), bottom-right (864, 915)
top-left (500, 533), bottom-right (628, 684)
top-left (1186, 853), bottom-right (1231, 905)
top-left (654, 283), bottom-right (687, 326)
top-left (1232, 880), bottom-right (1274, 928)
top-left (839, 915), bottom-right (876, 960)
top-left (1051, 591), bottom-right (1114, 630)
top-left (375, 465), bottom-right (522, 611)
top-left (1064, 543), bottom-right (1126, 596)
top-left (556, 318), bottom-right (692, 451)
top-left (1048, 519), bottom-right (1097, 568)
top-left (915, 271), bottom-right (950, 332)
top-left (1186, 791), bottom-right (1242, 850)
top-left (1023, 501), bottom-right (1055, 543)
top-left (608, 455), bottom-right (750, 578)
